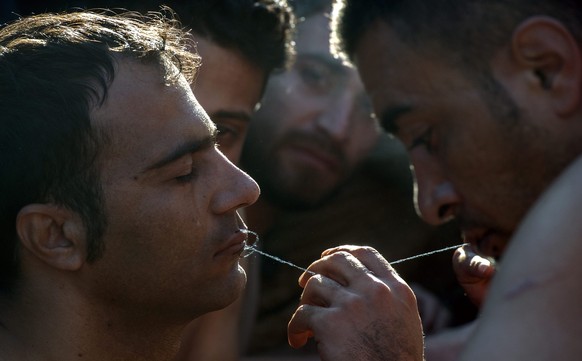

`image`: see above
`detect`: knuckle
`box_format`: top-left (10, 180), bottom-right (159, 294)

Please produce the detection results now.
top-left (349, 245), bottom-right (378, 259)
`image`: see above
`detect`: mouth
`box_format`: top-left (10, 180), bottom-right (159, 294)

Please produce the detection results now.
top-left (462, 229), bottom-right (509, 260)
top-left (287, 144), bottom-right (343, 174)
top-left (214, 231), bottom-right (247, 258)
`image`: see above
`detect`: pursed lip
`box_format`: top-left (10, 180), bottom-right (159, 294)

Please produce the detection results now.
top-left (214, 231), bottom-right (247, 258)
top-left (462, 228), bottom-right (509, 260)
top-left (287, 144), bottom-right (342, 173)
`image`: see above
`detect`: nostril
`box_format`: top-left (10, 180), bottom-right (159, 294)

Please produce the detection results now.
top-left (438, 204), bottom-right (454, 222)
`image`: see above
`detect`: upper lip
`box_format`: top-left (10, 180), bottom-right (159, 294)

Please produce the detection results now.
top-left (215, 230), bottom-right (247, 257)
top-left (461, 228), bottom-right (488, 247)
top-left (461, 228), bottom-right (507, 259)
top-left (290, 143), bottom-right (343, 172)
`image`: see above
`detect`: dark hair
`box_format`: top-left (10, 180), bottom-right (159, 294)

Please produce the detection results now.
top-left (8, 0), bottom-right (295, 74)
top-left (332, 0), bottom-right (582, 128)
top-left (333, 0), bottom-right (582, 73)
top-left (181, 0), bottom-right (295, 74)
top-left (0, 9), bottom-right (199, 290)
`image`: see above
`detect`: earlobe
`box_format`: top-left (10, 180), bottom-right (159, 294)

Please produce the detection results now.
top-left (512, 16), bottom-right (582, 116)
top-left (17, 204), bottom-right (86, 271)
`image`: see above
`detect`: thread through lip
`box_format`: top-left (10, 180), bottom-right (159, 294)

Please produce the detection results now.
top-left (236, 211), bottom-right (259, 255)
top-left (240, 229), bottom-right (259, 248)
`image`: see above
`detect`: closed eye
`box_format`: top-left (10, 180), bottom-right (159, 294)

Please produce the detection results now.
top-left (215, 122), bottom-right (243, 149)
top-left (176, 164), bottom-right (197, 183)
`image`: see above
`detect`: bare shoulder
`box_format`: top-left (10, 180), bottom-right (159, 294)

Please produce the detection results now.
top-left (501, 154), bottom-right (582, 281)
top-left (459, 155), bottom-right (582, 360)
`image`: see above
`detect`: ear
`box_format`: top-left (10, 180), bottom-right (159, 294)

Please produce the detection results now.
top-left (16, 204), bottom-right (86, 271)
top-left (511, 16), bottom-right (582, 116)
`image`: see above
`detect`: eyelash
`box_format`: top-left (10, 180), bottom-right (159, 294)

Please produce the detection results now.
top-left (216, 124), bottom-right (238, 138)
top-left (408, 128), bottom-right (434, 153)
top-left (176, 166), bottom-right (197, 183)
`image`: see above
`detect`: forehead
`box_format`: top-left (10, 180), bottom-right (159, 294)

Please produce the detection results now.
top-left (354, 21), bottom-right (476, 120)
top-left (193, 37), bottom-right (265, 109)
top-left (92, 60), bottom-right (212, 173)
top-left (295, 12), bottom-right (334, 55)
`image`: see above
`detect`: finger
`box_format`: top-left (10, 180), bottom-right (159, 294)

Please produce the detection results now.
top-left (298, 251), bottom-right (370, 288)
top-left (299, 273), bottom-right (343, 308)
top-left (321, 244), bottom-right (362, 257)
top-left (287, 304), bottom-right (318, 348)
top-left (453, 244), bottom-right (496, 280)
top-left (322, 245), bottom-right (395, 279)
top-left (453, 245), bottom-right (495, 307)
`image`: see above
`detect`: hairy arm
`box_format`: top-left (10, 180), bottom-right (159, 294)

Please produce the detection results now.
top-left (288, 246), bottom-right (424, 361)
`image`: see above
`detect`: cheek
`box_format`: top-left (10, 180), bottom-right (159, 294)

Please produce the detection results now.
top-left (104, 200), bottom-right (209, 280)
top-left (438, 123), bottom-right (496, 179)
top-left (107, 185), bottom-right (207, 239)
top-left (442, 140), bottom-right (523, 220)
top-left (348, 124), bottom-right (380, 159)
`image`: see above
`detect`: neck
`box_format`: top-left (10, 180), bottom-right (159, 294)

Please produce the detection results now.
top-left (0, 280), bottom-right (186, 361)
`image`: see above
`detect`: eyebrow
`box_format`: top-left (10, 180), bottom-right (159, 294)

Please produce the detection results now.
top-left (298, 53), bottom-right (347, 75)
top-left (211, 110), bottom-right (252, 123)
top-left (379, 105), bottom-right (413, 135)
top-left (143, 129), bottom-right (218, 172)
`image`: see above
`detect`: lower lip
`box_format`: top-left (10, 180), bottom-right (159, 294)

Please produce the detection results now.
top-left (215, 233), bottom-right (247, 258)
top-left (474, 231), bottom-right (507, 259)
top-left (288, 147), bottom-right (339, 173)
top-left (216, 242), bottom-right (245, 258)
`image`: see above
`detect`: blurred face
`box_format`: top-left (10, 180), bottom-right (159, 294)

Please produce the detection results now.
top-left (355, 21), bottom-right (574, 259)
top-left (192, 37), bottom-right (265, 164)
top-left (241, 12), bottom-right (380, 209)
top-left (87, 61), bottom-right (260, 322)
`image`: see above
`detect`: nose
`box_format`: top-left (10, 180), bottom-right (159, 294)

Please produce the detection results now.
top-left (412, 160), bottom-right (461, 226)
top-left (315, 90), bottom-right (354, 142)
top-left (213, 153), bottom-right (260, 214)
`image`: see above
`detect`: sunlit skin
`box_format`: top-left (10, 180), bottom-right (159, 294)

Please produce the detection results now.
top-left (242, 13), bottom-right (380, 208)
top-left (0, 59), bottom-right (260, 361)
top-left (87, 60), bottom-right (260, 325)
top-left (192, 36), bottom-right (265, 164)
top-left (284, 13), bottom-right (582, 361)
top-left (353, 20), bottom-right (576, 260)
top-left (180, 35), bottom-right (266, 361)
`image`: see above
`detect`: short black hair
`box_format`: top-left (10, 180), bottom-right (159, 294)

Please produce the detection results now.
top-left (332, 0), bottom-right (582, 128)
top-left (0, 9), bottom-right (199, 290)
top-left (184, 0), bottom-right (295, 74)
top-left (333, 0), bottom-right (582, 73)
top-left (9, 0), bottom-right (296, 74)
